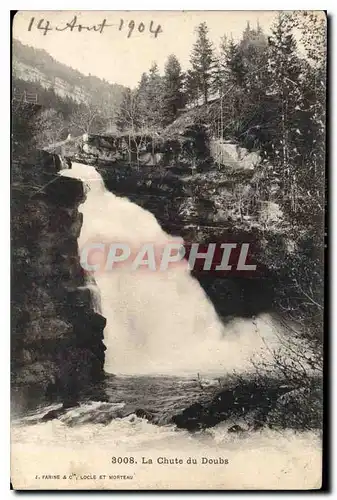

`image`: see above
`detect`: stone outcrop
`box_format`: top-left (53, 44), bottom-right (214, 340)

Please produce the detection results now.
top-left (171, 377), bottom-right (322, 432)
top-left (11, 150), bottom-right (106, 412)
top-left (210, 138), bottom-right (261, 170)
top-left (70, 124), bottom-right (212, 171)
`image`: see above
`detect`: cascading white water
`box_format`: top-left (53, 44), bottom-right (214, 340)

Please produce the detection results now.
top-left (12, 163), bottom-right (320, 491)
top-left (62, 162), bottom-right (281, 376)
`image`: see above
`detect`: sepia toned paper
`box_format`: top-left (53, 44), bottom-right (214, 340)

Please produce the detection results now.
top-left (11, 10), bottom-right (326, 490)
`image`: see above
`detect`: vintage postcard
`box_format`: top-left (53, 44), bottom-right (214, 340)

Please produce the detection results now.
top-left (11, 10), bottom-right (326, 490)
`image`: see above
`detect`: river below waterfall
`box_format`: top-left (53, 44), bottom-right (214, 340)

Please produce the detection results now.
top-left (11, 163), bottom-right (321, 490)
top-left (11, 374), bottom-right (321, 490)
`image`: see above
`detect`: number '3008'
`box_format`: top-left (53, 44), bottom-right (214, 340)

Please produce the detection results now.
top-left (111, 457), bottom-right (136, 464)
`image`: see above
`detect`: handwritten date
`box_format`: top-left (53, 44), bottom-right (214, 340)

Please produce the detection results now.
top-left (28, 16), bottom-right (163, 38)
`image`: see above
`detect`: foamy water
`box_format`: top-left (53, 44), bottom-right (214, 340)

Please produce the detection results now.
top-left (11, 402), bottom-right (322, 490)
top-left (61, 163), bottom-right (281, 376)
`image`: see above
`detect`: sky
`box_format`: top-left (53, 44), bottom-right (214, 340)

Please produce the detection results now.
top-left (13, 11), bottom-right (279, 88)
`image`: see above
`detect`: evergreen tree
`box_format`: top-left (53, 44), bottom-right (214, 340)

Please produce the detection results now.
top-left (211, 36), bottom-right (230, 97)
top-left (225, 38), bottom-right (247, 88)
top-left (162, 54), bottom-right (185, 125)
top-left (285, 11), bottom-right (326, 225)
top-left (137, 63), bottom-right (164, 130)
top-left (147, 62), bottom-right (164, 128)
top-left (234, 24), bottom-right (270, 148)
top-left (136, 72), bottom-right (150, 128)
top-left (209, 36), bottom-right (232, 140)
top-left (190, 22), bottom-right (216, 105)
top-left (239, 22), bottom-right (269, 89)
top-left (211, 33), bottom-right (265, 144)
top-left (184, 69), bottom-right (200, 107)
top-left (266, 12), bottom-right (304, 199)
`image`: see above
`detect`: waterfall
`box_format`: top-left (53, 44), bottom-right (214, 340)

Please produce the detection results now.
top-left (61, 162), bottom-right (280, 376)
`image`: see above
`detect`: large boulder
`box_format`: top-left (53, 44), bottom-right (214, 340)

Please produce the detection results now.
top-left (210, 139), bottom-right (261, 170)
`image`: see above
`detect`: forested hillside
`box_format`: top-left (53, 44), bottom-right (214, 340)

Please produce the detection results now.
top-left (12, 38), bottom-right (126, 139)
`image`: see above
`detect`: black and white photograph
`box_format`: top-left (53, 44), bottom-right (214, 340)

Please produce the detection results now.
top-left (11, 10), bottom-right (326, 490)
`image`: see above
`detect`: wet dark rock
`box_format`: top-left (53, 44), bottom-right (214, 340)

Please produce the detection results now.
top-left (172, 402), bottom-right (218, 431)
top-left (14, 362), bottom-right (58, 387)
top-left (43, 175), bottom-right (85, 208)
top-left (41, 407), bottom-right (69, 422)
top-left (12, 149), bottom-right (106, 412)
top-left (228, 424), bottom-right (246, 433)
top-left (172, 380), bottom-right (295, 432)
top-left (134, 408), bottom-right (154, 421)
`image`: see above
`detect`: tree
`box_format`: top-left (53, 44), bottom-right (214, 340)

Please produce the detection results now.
top-left (162, 54), bottom-right (185, 125)
top-left (210, 33), bottom-right (260, 144)
top-left (116, 87), bottom-right (143, 165)
top-left (292, 10), bottom-right (326, 219)
top-left (135, 72), bottom-right (150, 127)
top-left (68, 103), bottom-right (105, 135)
top-left (257, 12), bottom-right (325, 357)
top-left (12, 101), bottom-right (41, 156)
top-left (138, 63), bottom-right (164, 130)
top-left (190, 22), bottom-right (216, 105)
top-left (184, 69), bottom-right (200, 107)
top-left (34, 108), bottom-right (67, 148)
top-left (231, 25), bottom-right (270, 148)
top-left (238, 22), bottom-right (268, 88)
top-left (210, 37), bottom-right (243, 141)
top-left (116, 87), bottom-right (141, 132)
top-left (266, 12), bottom-right (306, 207)
top-left (226, 38), bottom-right (248, 88)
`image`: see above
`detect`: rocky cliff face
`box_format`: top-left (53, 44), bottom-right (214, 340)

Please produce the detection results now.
top-left (12, 38), bottom-right (125, 109)
top-left (12, 150), bottom-right (106, 412)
